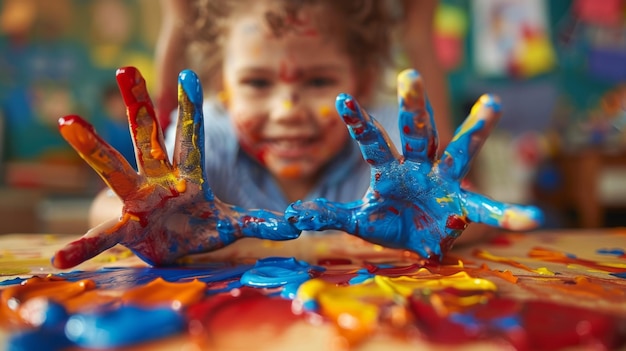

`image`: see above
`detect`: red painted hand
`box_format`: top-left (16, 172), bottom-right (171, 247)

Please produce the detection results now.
top-left (53, 67), bottom-right (299, 268)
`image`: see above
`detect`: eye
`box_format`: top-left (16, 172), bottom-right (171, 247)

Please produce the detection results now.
top-left (243, 78), bottom-right (272, 89)
top-left (306, 77), bottom-right (336, 88)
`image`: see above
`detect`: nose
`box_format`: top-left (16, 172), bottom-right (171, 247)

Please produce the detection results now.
top-left (269, 89), bottom-right (308, 124)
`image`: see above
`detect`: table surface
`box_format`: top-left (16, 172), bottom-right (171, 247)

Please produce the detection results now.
top-left (2, 229), bottom-right (626, 350)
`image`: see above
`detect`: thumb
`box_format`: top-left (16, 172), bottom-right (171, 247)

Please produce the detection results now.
top-left (285, 199), bottom-right (357, 233)
top-left (238, 209), bottom-right (301, 241)
top-left (52, 218), bottom-right (122, 269)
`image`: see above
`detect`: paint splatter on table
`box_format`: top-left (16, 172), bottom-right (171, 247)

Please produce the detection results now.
top-left (2, 229), bottom-right (626, 350)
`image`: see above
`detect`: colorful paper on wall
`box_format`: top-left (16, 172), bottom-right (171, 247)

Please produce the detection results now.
top-left (472, 0), bottom-right (556, 78)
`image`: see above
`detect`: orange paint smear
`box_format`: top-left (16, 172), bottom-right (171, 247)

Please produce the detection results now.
top-left (529, 247), bottom-right (626, 274)
top-left (478, 263), bottom-right (518, 284)
top-left (1, 276), bottom-right (207, 329)
top-left (121, 278), bottom-right (206, 308)
top-left (150, 119), bottom-right (166, 160)
top-left (107, 212), bottom-right (141, 233)
top-left (279, 164), bottom-right (302, 179)
top-left (533, 276), bottom-right (626, 300)
top-left (60, 122), bottom-right (117, 175)
top-left (0, 276), bottom-right (109, 326)
top-left (473, 249), bottom-right (538, 273)
top-left (175, 178), bottom-right (187, 193)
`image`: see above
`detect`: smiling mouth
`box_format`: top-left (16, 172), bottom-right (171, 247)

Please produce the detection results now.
top-left (265, 138), bottom-right (319, 158)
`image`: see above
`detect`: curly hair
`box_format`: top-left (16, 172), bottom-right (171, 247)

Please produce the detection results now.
top-left (184, 0), bottom-right (395, 95)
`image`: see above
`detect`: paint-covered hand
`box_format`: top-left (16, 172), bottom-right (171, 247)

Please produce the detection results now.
top-left (53, 67), bottom-right (300, 268)
top-left (286, 69), bottom-right (543, 260)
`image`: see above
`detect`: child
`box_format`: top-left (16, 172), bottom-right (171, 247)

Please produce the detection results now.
top-left (90, 0), bottom-right (398, 225)
top-left (153, 0), bottom-right (454, 144)
top-left (54, 0), bottom-right (542, 269)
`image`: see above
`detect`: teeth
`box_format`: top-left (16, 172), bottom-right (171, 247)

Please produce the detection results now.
top-left (270, 139), bottom-right (312, 149)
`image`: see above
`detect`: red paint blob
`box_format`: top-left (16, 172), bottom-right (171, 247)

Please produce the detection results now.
top-left (446, 214), bottom-right (468, 230)
top-left (345, 99), bottom-right (356, 112)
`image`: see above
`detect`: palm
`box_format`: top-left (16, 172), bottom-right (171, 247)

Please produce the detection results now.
top-left (286, 69), bottom-right (542, 260)
top-left (53, 67), bottom-right (299, 268)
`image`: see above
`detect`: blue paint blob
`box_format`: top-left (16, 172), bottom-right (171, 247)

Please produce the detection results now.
top-left (610, 272), bottom-right (626, 279)
top-left (8, 328), bottom-right (73, 351)
top-left (56, 264), bottom-right (253, 290)
top-left (64, 305), bottom-right (184, 348)
top-left (240, 257), bottom-right (324, 289)
top-left (349, 268), bottom-right (375, 284)
top-left (301, 299), bottom-right (319, 312)
top-left (597, 248), bottom-right (626, 256)
top-left (0, 277), bottom-right (26, 286)
top-left (40, 300), bottom-right (70, 329)
top-left (7, 300), bottom-right (72, 351)
top-left (493, 316), bottom-right (521, 330)
top-left (280, 282), bottom-right (302, 299)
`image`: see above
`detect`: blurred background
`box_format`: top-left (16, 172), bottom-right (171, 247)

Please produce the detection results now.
top-left (0, 0), bottom-right (625, 234)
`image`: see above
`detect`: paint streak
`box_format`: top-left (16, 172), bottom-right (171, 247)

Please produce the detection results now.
top-left (597, 248), bottom-right (626, 258)
top-left (121, 277), bottom-right (206, 307)
top-left (529, 247), bottom-right (626, 274)
top-left (474, 249), bottom-right (554, 275)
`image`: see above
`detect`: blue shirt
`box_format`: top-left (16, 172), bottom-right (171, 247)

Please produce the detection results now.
top-left (165, 100), bottom-right (400, 212)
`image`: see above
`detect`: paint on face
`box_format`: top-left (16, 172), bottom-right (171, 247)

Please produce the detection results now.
top-left (278, 59), bottom-right (301, 83)
top-left (222, 6), bottom-right (357, 191)
top-left (318, 104), bottom-right (332, 119)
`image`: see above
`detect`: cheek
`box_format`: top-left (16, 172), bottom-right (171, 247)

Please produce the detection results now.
top-left (321, 116), bottom-right (350, 152)
top-left (230, 109), bottom-right (271, 163)
top-left (316, 104), bottom-right (341, 128)
top-left (314, 104), bottom-right (349, 147)
top-left (231, 111), bottom-right (263, 147)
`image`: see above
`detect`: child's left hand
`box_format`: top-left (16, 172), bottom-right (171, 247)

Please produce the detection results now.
top-left (52, 67), bottom-right (299, 268)
top-left (286, 69), bottom-right (543, 260)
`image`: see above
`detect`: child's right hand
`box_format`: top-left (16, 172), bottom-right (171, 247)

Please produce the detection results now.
top-left (52, 67), bottom-right (300, 269)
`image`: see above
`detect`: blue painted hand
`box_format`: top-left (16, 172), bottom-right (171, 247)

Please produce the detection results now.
top-left (286, 69), bottom-right (543, 260)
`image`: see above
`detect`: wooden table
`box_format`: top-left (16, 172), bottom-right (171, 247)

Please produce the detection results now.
top-left (2, 229), bottom-right (626, 350)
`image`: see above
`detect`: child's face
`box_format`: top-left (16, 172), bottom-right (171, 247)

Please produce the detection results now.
top-left (222, 5), bottom-right (363, 185)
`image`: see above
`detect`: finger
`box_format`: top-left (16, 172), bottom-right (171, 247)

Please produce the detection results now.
top-left (51, 218), bottom-right (123, 269)
top-left (462, 191), bottom-right (544, 231)
top-left (336, 93), bottom-right (400, 166)
top-left (285, 199), bottom-right (358, 232)
top-left (173, 70), bottom-right (208, 189)
top-left (58, 115), bottom-right (141, 200)
top-left (397, 69), bottom-right (438, 162)
top-left (116, 66), bottom-right (173, 179)
top-left (438, 94), bottom-right (501, 180)
top-left (236, 209), bottom-right (301, 240)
